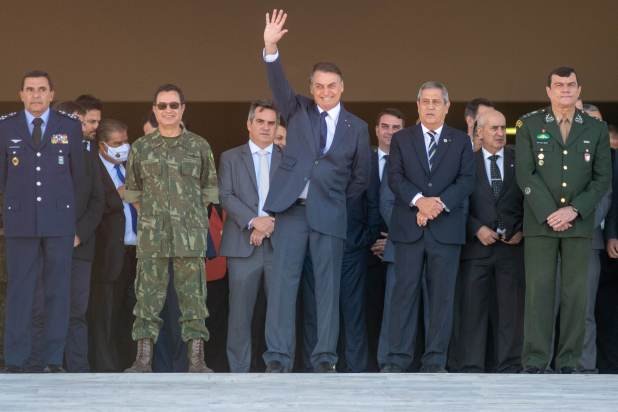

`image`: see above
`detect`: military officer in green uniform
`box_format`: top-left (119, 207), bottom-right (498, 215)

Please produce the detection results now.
top-left (123, 84), bottom-right (218, 373)
top-left (515, 66), bottom-right (611, 373)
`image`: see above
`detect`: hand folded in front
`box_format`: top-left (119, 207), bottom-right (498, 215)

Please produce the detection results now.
top-left (252, 216), bottom-right (275, 236)
top-left (415, 197), bottom-right (444, 220)
top-left (476, 225), bottom-right (499, 246)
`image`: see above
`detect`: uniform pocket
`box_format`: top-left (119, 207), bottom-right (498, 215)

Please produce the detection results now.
top-left (137, 215), bottom-right (161, 252)
top-left (181, 156), bottom-right (200, 178)
top-left (141, 159), bottom-right (161, 177)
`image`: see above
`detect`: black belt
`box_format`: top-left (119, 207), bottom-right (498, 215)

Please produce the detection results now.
top-left (295, 198), bottom-right (307, 206)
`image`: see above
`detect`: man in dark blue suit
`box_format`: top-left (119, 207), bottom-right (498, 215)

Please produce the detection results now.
top-left (261, 10), bottom-right (371, 373)
top-left (0, 70), bottom-right (84, 372)
top-left (382, 81), bottom-right (474, 373)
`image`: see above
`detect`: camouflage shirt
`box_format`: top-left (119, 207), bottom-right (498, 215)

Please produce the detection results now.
top-left (124, 129), bottom-right (218, 258)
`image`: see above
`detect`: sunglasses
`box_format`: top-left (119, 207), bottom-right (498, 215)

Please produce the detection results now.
top-left (155, 102), bottom-right (181, 110)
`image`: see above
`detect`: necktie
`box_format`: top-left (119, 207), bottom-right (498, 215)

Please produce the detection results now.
top-left (257, 150), bottom-right (270, 216)
top-left (32, 117), bottom-right (43, 146)
top-left (427, 130), bottom-right (437, 170)
top-left (319, 111), bottom-right (328, 154)
top-left (83, 140), bottom-right (90, 151)
top-left (560, 117), bottom-right (571, 143)
top-left (380, 154), bottom-right (389, 182)
top-left (489, 154), bottom-right (505, 230)
top-left (114, 164), bottom-right (138, 234)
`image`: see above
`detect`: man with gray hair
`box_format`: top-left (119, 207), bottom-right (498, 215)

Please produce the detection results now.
top-left (380, 81), bottom-right (474, 373)
top-left (218, 100), bottom-right (281, 372)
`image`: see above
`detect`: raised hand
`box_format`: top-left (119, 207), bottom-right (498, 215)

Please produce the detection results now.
top-left (264, 9), bottom-right (289, 54)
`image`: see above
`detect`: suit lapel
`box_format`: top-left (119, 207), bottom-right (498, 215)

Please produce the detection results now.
top-left (429, 126), bottom-right (454, 173)
top-left (15, 111), bottom-right (35, 150)
top-left (322, 106), bottom-right (351, 157)
top-left (476, 150), bottom-right (493, 197)
top-left (241, 143), bottom-right (258, 193)
top-left (307, 105), bottom-right (321, 155)
top-left (498, 148), bottom-right (515, 200)
top-left (411, 126), bottom-right (430, 175)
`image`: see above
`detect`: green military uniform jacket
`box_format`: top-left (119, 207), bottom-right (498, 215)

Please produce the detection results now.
top-left (124, 129), bottom-right (218, 258)
top-left (515, 107), bottom-right (611, 238)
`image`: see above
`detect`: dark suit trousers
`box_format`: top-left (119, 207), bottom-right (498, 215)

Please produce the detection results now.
top-left (365, 255), bottom-right (387, 372)
top-left (88, 245), bottom-right (136, 372)
top-left (63, 259), bottom-right (93, 372)
top-left (596, 253), bottom-right (618, 373)
top-left (4, 236), bottom-right (73, 367)
top-left (383, 230), bottom-right (460, 370)
top-left (264, 204), bottom-right (344, 370)
top-left (451, 242), bottom-right (524, 372)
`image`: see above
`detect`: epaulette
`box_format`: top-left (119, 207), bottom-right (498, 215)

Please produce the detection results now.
top-left (580, 110), bottom-right (605, 124)
top-left (0, 112), bottom-right (17, 122)
top-left (516, 108), bottom-right (546, 128)
top-left (57, 110), bottom-right (80, 121)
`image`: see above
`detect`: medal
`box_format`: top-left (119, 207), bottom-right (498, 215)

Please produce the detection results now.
top-left (538, 153), bottom-right (545, 160)
top-left (584, 153), bottom-right (591, 162)
top-left (11, 157), bottom-right (18, 166)
top-left (538, 160), bottom-right (544, 166)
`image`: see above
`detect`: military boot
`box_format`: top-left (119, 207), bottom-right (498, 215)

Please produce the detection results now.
top-left (125, 338), bottom-right (153, 373)
top-left (187, 339), bottom-right (213, 373)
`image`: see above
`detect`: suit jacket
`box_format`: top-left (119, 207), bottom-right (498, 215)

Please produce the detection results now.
top-left (0, 110), bottom-right (85, 237)
top-left (461, 147), bottom-right (523, 260)
top-left (604, 149), bottom-right (618, 241)
top-left (346, 148), bottom-right (382, 251)
top-left (388, 123), bottom-right (475, 245)
top-left (377, 150), bottom-right (396, 263)
top-left (73, 146), bottom-right (105, 261)
top-left (219, 142), bottom-right (282, 258)
top-left (92, 156), bottom-right (126, 283)
top-left (263, 56), bottom-right (371, 240)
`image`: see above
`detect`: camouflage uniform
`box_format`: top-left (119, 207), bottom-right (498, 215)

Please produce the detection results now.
top-left (124, 129), bottom-right (218, 343)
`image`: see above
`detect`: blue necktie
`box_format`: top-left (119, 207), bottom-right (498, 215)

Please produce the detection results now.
top-left (319, 111), bottom-right (328, 154)
top-left (114, 164), bottom-right (138, 234)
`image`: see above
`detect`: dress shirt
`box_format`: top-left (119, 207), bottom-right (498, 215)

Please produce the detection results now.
top-left (481, 147), bottom-right (505, 185)
top-left (248, 139), bottom-right (273, 217)
top-left (25, 108), bottom-right (51, 136)
top-left (100, 154), bottom-right (137, 246)
top-left (378, 148), bottom-right (388, 182)
top-left (411, 124), bottom-right (445, 206)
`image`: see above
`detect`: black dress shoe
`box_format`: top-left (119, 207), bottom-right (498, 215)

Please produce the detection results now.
top-left (2, 365), bottom-right (24, 373)
top-left (314, 362), bottom-right (336, 373)
top-left (521, 366), bottom-right (544, 374)
top-left (559, 367), bottom-right (575, 374)
top-left (265, 360), bottom-right (285, 373)
top-left (43, 365), bottom-right (66, 373)
top-left (380, 364), bottom-right (403, 373)
top-left (420, 365), bottom-right (447, 373)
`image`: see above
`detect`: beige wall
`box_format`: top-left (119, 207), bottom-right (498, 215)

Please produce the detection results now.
top-left (1, 0), bottom-right (616, 102)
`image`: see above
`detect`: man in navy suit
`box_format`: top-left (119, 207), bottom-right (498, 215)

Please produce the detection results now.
top-left (0, 70), bottom-right (84, 372)
top-left (261, 10), bottom-right (371, 373)
top-left (382, 81), bottom-right (474, 373)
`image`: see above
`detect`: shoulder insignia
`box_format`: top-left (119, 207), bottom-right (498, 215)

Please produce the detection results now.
top-left (0, 112), bottom-right (17, 121)
top-left (515, 119), bottom-right (523, 129)
top-left (520, 108), bottom-right (545, 120)
top-left (544, 113), bottom-right (555, 123)
top-left (57, 110), bottom-right (80, 120)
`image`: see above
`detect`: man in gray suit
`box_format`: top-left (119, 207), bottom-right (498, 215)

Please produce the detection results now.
top-left (261, 10), bottom-right (371, 373)
top-left (219, 100), bottom-right (281, 372)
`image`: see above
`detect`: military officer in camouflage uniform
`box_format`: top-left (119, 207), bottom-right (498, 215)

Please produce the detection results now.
top-left (123, 84), bottom-right (218, 373)
top-left (515, 66), bottom-right (611, 373)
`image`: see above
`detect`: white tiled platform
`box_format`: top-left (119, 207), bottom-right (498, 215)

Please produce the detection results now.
top-left (1, 373), bottom-right (617, 411)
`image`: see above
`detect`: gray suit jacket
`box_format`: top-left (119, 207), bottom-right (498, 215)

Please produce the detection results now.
top-left (219, 142), bottom-right (282, 258)
top-left (263, 56), bottom-right (371, 240)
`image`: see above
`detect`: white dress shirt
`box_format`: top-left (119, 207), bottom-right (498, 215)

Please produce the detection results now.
top-left (248, 140), bottom-right (273, 217)
top-left (378, 148), bottom-right (388, 182)
top-left (100, 154), bottom-right (137, 246)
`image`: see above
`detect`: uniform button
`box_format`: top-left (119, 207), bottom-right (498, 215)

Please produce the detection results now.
top-left (563, 150), bottom-right (568, 155)
top-left (36, 181), bottom-right (41, 186)
top-left (36, 152), bottom-right (41, 157)
top-left (563, 165), bottom-right (568, 170)
top-left (560, 198), bottom-right (566, 204)
top-left (66, 205), bottom-right (70, 209)
top-left (562, 182), bottom-right (567, 187)
top-left (36, 196), bottom-right (42, 202)
top-left (36, 166), bottom-right (41, 171)
top-left (428, 182), bottom-right (433, 187)
top-left (7, 206), bottom-right (11, 210)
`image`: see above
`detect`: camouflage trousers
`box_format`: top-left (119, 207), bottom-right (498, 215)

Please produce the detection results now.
top-left (132, 257), bottom-right (209, 343)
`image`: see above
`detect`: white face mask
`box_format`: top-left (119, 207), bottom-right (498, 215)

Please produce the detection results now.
top-left (106, 143), bottom-right (130, 163)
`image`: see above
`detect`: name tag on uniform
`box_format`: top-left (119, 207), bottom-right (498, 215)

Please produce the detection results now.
top-left (51, 134), bottom-right (69, 144)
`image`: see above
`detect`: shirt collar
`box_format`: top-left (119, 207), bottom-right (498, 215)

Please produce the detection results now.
top-left (421, 123), bottom-right (444, 138)
top-left (553, 108), bottom-right (575, 124)
top-left (377, 148), bottom-right (389, 160)
top-left (248, 139), bottom-right (273, 155)
top-left (99, 152), bottom-right (118, 169)
top-left (317, 103), bottom-right (341, 124)
top-left (482, 147), bottom-right (504, 160)
top-left (25, 107), bottom-right (51, 126)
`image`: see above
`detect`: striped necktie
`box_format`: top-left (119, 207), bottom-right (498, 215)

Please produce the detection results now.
top-left (427, 130), bottom-right (438, 170)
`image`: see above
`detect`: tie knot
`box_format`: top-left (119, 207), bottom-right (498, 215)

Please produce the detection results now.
top-left (427, 130), bottom-right (436, 138)
top-left (383, 154), bottom-right (389, 161)
top-left (320, 111), bottom-right (328, 120)
top-left (114, 164), bottom-right (121, 171)
top-left (489, 154), bottom-right (499, 162)
top-left (560, 117), bottom-right (570, 125)
top-left (32, 117), bottom-right (43, 127)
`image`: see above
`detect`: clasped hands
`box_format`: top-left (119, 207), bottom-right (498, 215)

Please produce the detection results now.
top-left (415, 197), bottom-right (444, 227)
top-left (250, 216), bottom-right (275, 247)
top-left (546, 206), bottom-right (578, 232)
top-left (476, 226), bottom-right (523, 246)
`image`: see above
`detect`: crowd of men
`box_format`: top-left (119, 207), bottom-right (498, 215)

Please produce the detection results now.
top-left (1, 9), bottom-right (617, 374)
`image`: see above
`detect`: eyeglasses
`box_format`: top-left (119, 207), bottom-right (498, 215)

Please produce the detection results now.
top-left (155, 102), bottom-right (181, 110)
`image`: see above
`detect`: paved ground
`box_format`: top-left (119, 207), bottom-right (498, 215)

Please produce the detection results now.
top-left (1, 373), bottom-right (617, 411)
